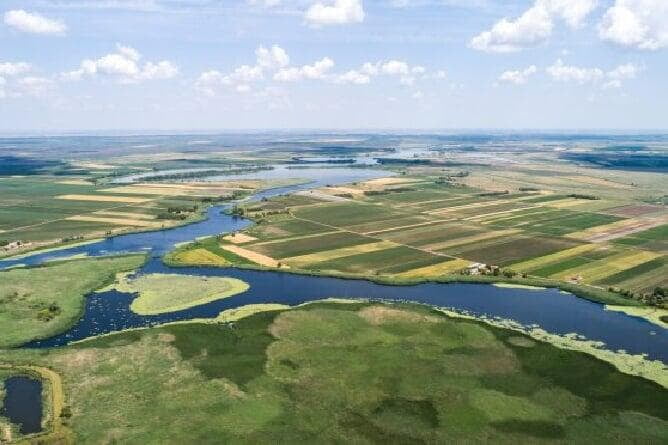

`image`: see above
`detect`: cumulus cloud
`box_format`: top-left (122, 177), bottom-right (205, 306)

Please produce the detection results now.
top-left (274, 57), bottom-right (335, 82)
top-left (0, 62), bottom-right (32, 76)
top-left (547, 59), bottom-right (642, 88)
top-left (498, 65), bottom-right (537, 85)
top-left (546, 59), bottom-right (604, 83)
top-left (470, 0), bottom-right (598, 53)
top-left (335, 59), bottom-right (428, 85)
top-left (62, 44), bottom-right (178, 83)
top-left (4, 10), bottom-right (67, 35)
top-left (305, 0), bottom-right (365, 26)
top-left (598, 0), bottom-right (668, 50)
top-left (195, 44), bottom-right (294, 95)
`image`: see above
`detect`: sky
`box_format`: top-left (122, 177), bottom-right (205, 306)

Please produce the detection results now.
top-left (0, 0), bottom-right (667, 131)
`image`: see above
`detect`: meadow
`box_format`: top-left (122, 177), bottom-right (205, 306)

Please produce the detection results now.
top-left (0, 254), bottom-right (146, 348)
top-left (108, 273), bottom-right (249, 315)
top-left (1, 302), bottom-right (666, 443)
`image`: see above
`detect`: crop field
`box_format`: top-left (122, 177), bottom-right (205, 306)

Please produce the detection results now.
top-left (169, 175), bottom-right (664, 299)
top-left (310, 246), bottom-right (447, 274)
top-left (2, 302), bottom-right (665, 443)
top-left (249, 232), bottom-right (372, 259)
top-left (0, 175), bottom-right (281, 255)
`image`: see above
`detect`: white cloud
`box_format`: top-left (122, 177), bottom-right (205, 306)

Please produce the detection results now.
top-left (334, 59), bottom-right (428, 86)
top-left (4, 10), bottom-right (67, 35)
top-left (305, 0), bottom-right (365, 26)
top-left (381, 60), bottom-right (410, 76)
top-left (0, 62), bottom-right (32, 76)
top-left (16, 76), bottom-right (54, 97)
top-left (546, 59), bottom-right (603, 83)
top-left (603, 62), bottom-right (642, 88)
top-left (256, 45), bottom-right (290, 70)
top-left (498, 65), bottom-right (537, 85)
top-left (335, 70), bottom-right (370, 84)
top-left (470, 0), bottom-right (598, 53)
top-left (62, 44), bottom-right (178, 83)
top-left (546, 59), bottom-right (641, 89)
top-left (0, 77), bottom-right (6, 99)
top-left (274, 57), bottom-right (335, 81)
top-left (598, 0), bottom-right (668, 50)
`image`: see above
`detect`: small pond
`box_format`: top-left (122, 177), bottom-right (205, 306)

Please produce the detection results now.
top-left (1, 376), bottom-right (43, 435)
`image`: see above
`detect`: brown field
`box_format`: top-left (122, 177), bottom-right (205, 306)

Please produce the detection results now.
top-left (56, 194), bottom-right (151, 203)
top-left (605, 205), bottom-right (667, 218)
top-left (222, 233), bottom-right (258, 244)
top-left (93, 211), bottom-right (157, 220)
top-left (220, 244), bottom-right (281, 268)
top-left (567, 216), bottom-right (668, 242)
top-left (283, 241), bottom-right (397, 267)
top-left (66, 216), bottom-right (162, 228)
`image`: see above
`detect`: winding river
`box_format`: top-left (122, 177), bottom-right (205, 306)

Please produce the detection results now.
top-left (0, 167), bottom-right (666, 363)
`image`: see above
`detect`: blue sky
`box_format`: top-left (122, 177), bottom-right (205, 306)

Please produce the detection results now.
top-left (0, 0), bottom-right (666, 131)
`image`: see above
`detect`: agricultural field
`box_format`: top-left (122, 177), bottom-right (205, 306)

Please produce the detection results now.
top-left (0, 175), bottom-right (298, 257)
top-left (0, 254), bottom-right (146, 347)
top-left (1, 302), bottom-right (666, 443)
top-left (168, 175), bottom-right (667, 305)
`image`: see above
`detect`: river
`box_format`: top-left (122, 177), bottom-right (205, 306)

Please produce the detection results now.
top-left (0, 167), bottom-right (665, 363)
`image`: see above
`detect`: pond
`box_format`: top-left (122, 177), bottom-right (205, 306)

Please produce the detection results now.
top-left (1, 376), bottom-right (43, 435)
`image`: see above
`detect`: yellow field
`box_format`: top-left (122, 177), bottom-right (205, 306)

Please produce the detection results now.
top-left (56, 179), bottom-right (91, 185)
top-left (466, 205), bottom-right (542, 222)
top-left (57, 194), bottom-right (151, 203)
top-left (220, 244), bottom-right (281, 268)
top-left (564, 175), bottom-right (632, 189)
top-left (93, 211), bottom-right (156, 220)
top-left (421, 229), bottom-right (520, 251)
top-left (363, 177), bottom-right (422, 187)
top-left (173, 248), bottom-right (229, 266)
top-left (396, 259), bottom-right (471, 279)
top-left (283, 241), bottom-right (397, 267)
top-left (552, 250), bottom-right (662, 282)
top-left (223, 233), bottom-right (258, 244)
top-left (544, 199), bottom-right (590, 209)
top-left (509, 244), bottom-right (599, 271)
top-left (66, 216), bottom-right (162, 228)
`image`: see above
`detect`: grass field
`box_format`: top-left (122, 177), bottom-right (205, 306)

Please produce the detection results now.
top-left (0, 255), bottom-right (146, 347)
top-left (109, 273), bottom-right (250, 315)
top-left (1, 302), bottom-right (665, 443)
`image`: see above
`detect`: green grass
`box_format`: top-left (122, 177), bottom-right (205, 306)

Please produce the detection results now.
top-left (0, 254), bottom-right (146, 347)
top-left (445, 236), bottom-right (583, 267)
top-left (1, 302), bottom-right (665, 443)
top-left (111, 273), bottom-right (250, 315)
top-left (594, 257), bottom-right (666, 286)
top-left (293, 202), bottom-right (409, 227)
top-left (311, 246), bottom-right (446, 274)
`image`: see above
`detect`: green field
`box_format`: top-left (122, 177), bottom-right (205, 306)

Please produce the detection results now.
top-left (250, 232), bottom-right (373, 259)
top-left (0, 255), bottom-right (146, 347)
top-left (109, 273), bottom-right (250, 315)
top-left (311, 246), bottom-right (446, 274)
top-left (2, 302), bottom-right (665, 443)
